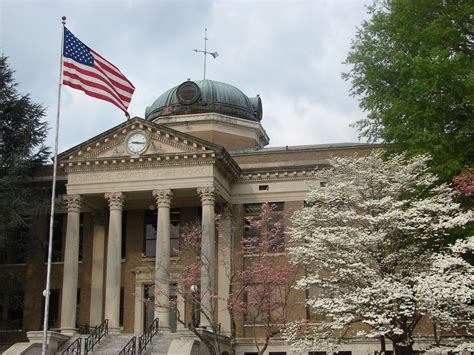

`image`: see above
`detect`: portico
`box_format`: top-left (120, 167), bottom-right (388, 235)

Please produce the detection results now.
top-left (57, 118), bottom-right (238, 334)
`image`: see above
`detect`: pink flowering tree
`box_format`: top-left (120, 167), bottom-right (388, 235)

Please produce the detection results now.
top-left (230, 202), bottom-right (299, 355)
top-left (284, 151), bottom-right (472, 355)
top-left (169, 203), bottom-right (298, 355)
top-left (453, 172), bottom-right (474, 198)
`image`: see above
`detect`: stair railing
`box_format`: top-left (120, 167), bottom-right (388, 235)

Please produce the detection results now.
top-left (60, 337), bottom-right (81, 355)
top-left (76, 322), bottom-right (95, 335)
top-left (84, 319), bottom-right (109, 354)
top-left (138, 318), bottom-right (159, 354)
top-left (119, 336), bottom-right (137, 355)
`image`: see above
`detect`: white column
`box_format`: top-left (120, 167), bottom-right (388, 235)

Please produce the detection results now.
top-left (176, 291), bottom-right (186, 331)
top-left (152, 189), bottom-right (172, 331)
top-left (89, 212), bottom-right (106, 326)
top-left (60, 194), bottom-right (82, 335)
top-left (104, 192), bottom-right (125, 334)
top-left (134, 282), bottom-right (144, 335)
top-left (217, 204), bottom-right (232, 335)
top-left (197, 186), bottom-right (217, 328)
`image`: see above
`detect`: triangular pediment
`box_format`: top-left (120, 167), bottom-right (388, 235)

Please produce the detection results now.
top-left (58, 117), bottom-right (241, 179)
top-left (59, 117), bottom-right (219, 161)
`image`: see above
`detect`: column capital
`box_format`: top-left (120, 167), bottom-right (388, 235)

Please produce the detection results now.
top-left (152, 189), bottom-right (173, 208)
top-left (219, 203), bottom-right (232, 219)
top-left (105, 192), bottom-right (125, 210)
top-left (197, 186), bottom-right (218, 206)
top-left (66, 194), bottom-right (82, 213)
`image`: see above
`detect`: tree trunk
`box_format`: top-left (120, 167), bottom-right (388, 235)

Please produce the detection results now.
top-left (393, 343), bottom-right (414, 355)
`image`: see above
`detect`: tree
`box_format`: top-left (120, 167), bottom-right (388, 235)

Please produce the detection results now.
top-left (343, 0), bottom-right (474, 182)
top-left (0, 55), bottom-right (50, 256)
top-left (149, 203), bottom-right (298, 355)
top-left (284, 151), bottom-right (472, 355)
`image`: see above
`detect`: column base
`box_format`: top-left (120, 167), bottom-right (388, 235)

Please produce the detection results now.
top-left (108, 327), bottom-right (122, 335)
top-left (159, 325), bottom-right (171, 333)
top-left (60, 328), bottom-right (77, 336)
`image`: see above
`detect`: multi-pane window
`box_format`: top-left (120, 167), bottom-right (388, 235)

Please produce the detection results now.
top-left (48, 289), bottom-right (60, 328)
top-left (79, 213), bottom-right (84, 261)
top-left (119, 287), bottom-right (124, 326)
top-left (0, 227), bottom-right (27, 264)
top-left (143, 208), bottom-right (181, 257)
top-left (306, 286), bottom-right (327, 322)
top-left (51, 214), bottom-right (63, 262)
top-left (121, 211), bottom-right (127, 259)
top-left (243, 284), bottom-right (285, 324)
top-left (170, 208), bottom-right (180, 257)
top-left (243, 202), bottom-right (284, 253)
top-left (144, 209), bottom-right (157, 257)
top-left (0, 288), bottom-right (24, 330)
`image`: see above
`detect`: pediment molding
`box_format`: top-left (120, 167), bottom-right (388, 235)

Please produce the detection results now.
top-left (58, 117), bottom-right (241, 179)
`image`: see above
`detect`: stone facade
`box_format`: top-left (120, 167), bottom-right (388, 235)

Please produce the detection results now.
top-left (0, 82), bottom-right (394, 354)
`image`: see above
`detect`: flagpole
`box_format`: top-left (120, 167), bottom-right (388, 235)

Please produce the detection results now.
top-left (42, 16), bottom-right (66, 355)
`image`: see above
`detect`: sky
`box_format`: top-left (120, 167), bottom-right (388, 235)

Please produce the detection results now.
top-left (0, 0), bottom-right (371, 152)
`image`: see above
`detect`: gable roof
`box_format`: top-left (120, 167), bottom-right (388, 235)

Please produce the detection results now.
top-left (58, 117), bottom-right (241, 179)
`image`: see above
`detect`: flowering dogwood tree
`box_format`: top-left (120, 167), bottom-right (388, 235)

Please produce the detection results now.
top-left (151, 203), bottom-right (298, 355)
top-left (285, 151), bottom-right (472, 355)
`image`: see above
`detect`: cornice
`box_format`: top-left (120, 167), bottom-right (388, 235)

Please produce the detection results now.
top-left (61, 155), bottom-right (217, 173)
top-left (238, 166), bottom-right (322, 183)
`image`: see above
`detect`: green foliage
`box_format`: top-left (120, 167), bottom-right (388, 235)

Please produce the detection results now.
top-left (0, 55), bottom-right (50, 251)
top-left (344, 0), bottom-right (474, 182)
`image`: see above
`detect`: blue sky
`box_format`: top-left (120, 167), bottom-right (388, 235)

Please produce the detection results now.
top-left (1, 0), bottom-right (371, 152)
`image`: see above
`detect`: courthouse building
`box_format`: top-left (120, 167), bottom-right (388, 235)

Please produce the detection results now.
top-left (0, 79), bottom-right (379, 354)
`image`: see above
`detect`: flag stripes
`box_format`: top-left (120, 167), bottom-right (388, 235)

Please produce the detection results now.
top-left (62, 27), bottom-right (135, 118)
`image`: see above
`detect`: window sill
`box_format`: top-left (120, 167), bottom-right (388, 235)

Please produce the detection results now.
top-left (0, 262), bottom-right (27, 266)
top-left (141, 255), bottom-right (179, 261)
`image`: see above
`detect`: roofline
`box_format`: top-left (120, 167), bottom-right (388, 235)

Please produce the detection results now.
top-left (230, 142), bottom-right (384, 155)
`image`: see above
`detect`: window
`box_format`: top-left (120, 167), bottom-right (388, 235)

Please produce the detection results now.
top-left (309, 352), bottom-right (327, 355)
top-left (0, 227), bottom-right (28, 264)
top-left (48, 289), bottom-right (60, 328)
top-left (144, 209), bottom-right (157, 257)
top-left (76, 289), bottom-right (81, 325)
top-left (79, 213), bottom-right (84, 261)
top-left (0, 288), bottom-right (24, 330)
top-left (244, 202), bottom-right (284, 253)
top-left (306, 286), bottom-right (327, 322)
top-left (170, 208), bottom-right (180, 257)
top-left (243, 284), bottom-right (284, 324)
top-left (270, 353), bottom-right (287, 355)
top-left (122, 211), bottom-right (127, 259)
top-left (119, 287), bottom-right (124, 326)
top-left (143, 208), bottom-right (181, 257)
top-left (51, 214), bottom-right (63, 262)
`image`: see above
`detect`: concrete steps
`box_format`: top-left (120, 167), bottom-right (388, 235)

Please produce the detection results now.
top-left (88, 334), bottom-right (134, 355)
top-left (145, 332), bottom-right (179, 355)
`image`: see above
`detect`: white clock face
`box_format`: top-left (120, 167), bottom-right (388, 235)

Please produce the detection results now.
top-left (127, 132), bottom-right (148, 154)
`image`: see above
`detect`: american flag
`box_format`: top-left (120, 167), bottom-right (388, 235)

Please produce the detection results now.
top-left (62, 27), bottom-right (135, 118)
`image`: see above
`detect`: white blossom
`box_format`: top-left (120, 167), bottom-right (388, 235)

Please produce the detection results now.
top-left (284, 151), bottom-right (473, 353)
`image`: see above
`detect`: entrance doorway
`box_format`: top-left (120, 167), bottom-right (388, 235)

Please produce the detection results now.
top-left (144, 284), bottom-right (177, 332)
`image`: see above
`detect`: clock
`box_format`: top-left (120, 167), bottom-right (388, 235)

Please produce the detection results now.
top-left (126, 131), bottom-right (149, 155)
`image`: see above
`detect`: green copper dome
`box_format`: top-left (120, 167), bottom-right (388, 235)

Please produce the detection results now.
top-left (145, 79), bottom-right (263, 122)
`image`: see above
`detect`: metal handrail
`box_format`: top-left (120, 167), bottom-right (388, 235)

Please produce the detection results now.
top-left (60, 337), bottom-right (81, 355)
top-left (119, 336), bottom-right (137, 355)
top-left (138, 318), bottom-right (159, 354)
top-left (84, 319), bottom-right (109, 354)
top-left (76, 322), bottom-right (96, 334)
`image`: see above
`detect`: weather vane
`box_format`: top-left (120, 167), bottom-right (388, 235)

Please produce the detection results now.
top-left (193, 28), bottom-right (219, 80)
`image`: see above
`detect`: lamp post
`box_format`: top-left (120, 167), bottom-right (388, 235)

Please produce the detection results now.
top-left (190, 284), bottom-right (199, 328)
